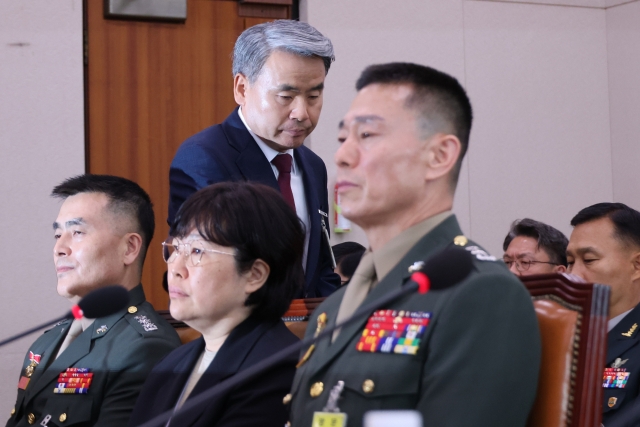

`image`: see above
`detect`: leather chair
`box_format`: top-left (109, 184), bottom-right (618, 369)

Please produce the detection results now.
top-left (157, 310), bottom-right (202, 344)
top-left (157, 298), bottom-right (327, 344)
top-left (521, 273), bottom-right (610, 427)
top-left (282, 297), bottom-right (326, 339)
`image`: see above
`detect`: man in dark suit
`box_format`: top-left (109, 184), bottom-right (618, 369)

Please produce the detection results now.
top-left (289, 63), bottom-right (541, 427)
top-left (169, 20), bottom-right (340, 298)
top-left (502, 218), bottom-right (568, 277)
top-left (6, 175), bottom-right (180, 427)
top-left (566, 203), bottom-right (640, 427)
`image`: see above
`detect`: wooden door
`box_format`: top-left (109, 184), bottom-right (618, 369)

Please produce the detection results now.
top-left (85, 0), bottom-right (289, 309)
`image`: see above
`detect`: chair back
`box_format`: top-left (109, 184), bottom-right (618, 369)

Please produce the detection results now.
top-left (283, 298), bottom-right (326, 339)
top-left (157, 297), bottom-right (327, 344)
top-left (157, 310), bottom-right (202, 344)
top-left (521, 273), bottom-right (609, 427)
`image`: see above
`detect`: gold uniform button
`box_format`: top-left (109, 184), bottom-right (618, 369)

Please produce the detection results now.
top-left (10, 407), bottom-right (15, 416)
top-left (127, 306), bottom-right (138, 314)
top-left (59, 413), bottom-right (67, 422)
top-left (27, 413), bottom-right (35, 424)
top-left (282, 393), bottom-right (292, 405)
top-left (309, 382), bottom-right (324, 398)
top-left (453, 235), bottom-right (468, 246)
top-left (362, 379), bottom-right (375, 394)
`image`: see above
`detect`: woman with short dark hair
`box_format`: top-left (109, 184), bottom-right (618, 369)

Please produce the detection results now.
top-left (129, 182), bottom-right (304, 427)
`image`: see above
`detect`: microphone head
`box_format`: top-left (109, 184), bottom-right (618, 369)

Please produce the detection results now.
top-left (421, 246), bottom-right (474, 291)
top-left (77, 285), bottom-right (130, 319)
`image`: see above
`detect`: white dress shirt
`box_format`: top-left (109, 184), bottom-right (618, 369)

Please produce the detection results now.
top-left (238, 108), bottom-right (310, 269)
top-left (608, 308), bottom-right (633, 332)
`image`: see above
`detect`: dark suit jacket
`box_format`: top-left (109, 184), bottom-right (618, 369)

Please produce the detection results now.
top-left (6, 285), bottom-right (181, 427)
top-left (602, 303), bottom-right (640, 427)
top-left (128, 317), bottom-right (299, 427)
top-left (169, 108), bottom-right (340, 298)
top-left (289, 216), bottom-right (541, 427)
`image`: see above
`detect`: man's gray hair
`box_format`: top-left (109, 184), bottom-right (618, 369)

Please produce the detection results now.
top-left (233, 20), bottom-right (335, 82)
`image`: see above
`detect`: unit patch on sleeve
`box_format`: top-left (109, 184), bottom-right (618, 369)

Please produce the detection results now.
top-left (356, 310), bottom-right (431, 355)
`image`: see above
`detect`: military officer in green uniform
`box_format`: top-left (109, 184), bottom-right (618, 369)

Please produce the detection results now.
top-left (289, 63), bottom-right (541, 427)
top-left (6, 175), bottom-right (181, 427)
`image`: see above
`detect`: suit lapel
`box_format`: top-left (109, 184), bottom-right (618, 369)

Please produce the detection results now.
top-left (153, 339), bottom-right (205, 422)
top-left (172, 317), bottom-right (272, 426)
top-left (310, 217), bottom-right (462, 376)
top-left (295, 148), bottom-right (321, 284)
top-left (222, 109), bottom-right (279, 191)
top-left (607, 304), bottom-right (640, 366)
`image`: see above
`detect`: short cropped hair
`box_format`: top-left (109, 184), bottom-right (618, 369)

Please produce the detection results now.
top-left (571, 203), bottom-right (640, 250)
top-left (172, 182), bottom-right (305, 321)
top-left (51, 174), bottom-right (155, 263)
top-left (233, 20), bottom-right (335, 82)
top-left (503, 218), bottom-right (568, 266)
top-left (356, 63), bottom-right (473, 186)
top-left (332, 241), bottom-right (365, 266)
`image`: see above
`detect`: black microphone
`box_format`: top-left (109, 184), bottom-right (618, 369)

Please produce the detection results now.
top-left (133, 246), bottom-right (474, 427)
top-left (0, 285), bottom-right (130, 348)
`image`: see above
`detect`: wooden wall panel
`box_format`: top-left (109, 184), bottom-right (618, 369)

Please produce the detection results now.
top-left (86, 0), bottom-right (279, 309)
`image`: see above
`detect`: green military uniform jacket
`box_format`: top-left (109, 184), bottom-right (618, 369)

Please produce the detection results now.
top-left (290, 216), bottom-right (541, 427)
top-left (6, 285), bottom-right (181, 427)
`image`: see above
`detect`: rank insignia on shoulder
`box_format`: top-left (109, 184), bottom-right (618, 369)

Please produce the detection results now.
top-left (603, 367), bottom-right (630, 389)
top-left (54, 368), bottom-right (92, 394)
top-left (134, 315), bottom-right (158, 332)
top-left (465, 245), bottom-right (497, 262)
top-left (622, 323), bottom-right (638, 337)
top-left (356, 310), bottom-right (431, 355)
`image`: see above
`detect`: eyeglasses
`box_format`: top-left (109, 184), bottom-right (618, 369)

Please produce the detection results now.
top-left (503, 258), bottom-right (559, 272)
top-left (162, 238), bottom-right (234, 266)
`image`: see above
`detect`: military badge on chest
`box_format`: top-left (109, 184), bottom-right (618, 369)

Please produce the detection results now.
top-left (54, 368), bottom-right (93, 394)
top-left (356, 310), bottom-right (431, 355)
top-left (603, 358), bottom-right (630, 390)
top-left (17, 351), bottom-right (41, 390)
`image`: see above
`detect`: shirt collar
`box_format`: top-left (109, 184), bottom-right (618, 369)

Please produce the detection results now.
top-left (238, 107), bottom-right (296, 171)
top-left (372, 211), bottom-right (453, 282)
top-left (609, 308), bottom-right (634, 332)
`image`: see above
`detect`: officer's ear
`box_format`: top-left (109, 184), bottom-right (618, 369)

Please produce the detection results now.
top-left (631, 250), bottom-right (640, 282)
top-left (233, 73), bottom-right (250, 106)
top-left (122, 233), bottom-right (143, 267)
top-left (424, 133), bottom-right (461, 182)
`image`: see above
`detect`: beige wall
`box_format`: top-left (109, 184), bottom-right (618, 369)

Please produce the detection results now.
top-left (303, 0), bottom-right (640, 257)
top-left (607, 1), bottom-right (640, 210)
top-left (0, 0), bottom-right (84, 415)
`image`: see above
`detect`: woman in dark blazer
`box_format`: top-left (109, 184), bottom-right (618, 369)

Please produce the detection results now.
top-left (128, 182), bottom-right (304, 427)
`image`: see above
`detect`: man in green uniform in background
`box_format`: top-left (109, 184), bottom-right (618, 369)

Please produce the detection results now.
top-left (6, 175), bottom-right (180, 427)
top-left (289, 63), bottom-right (541, 427)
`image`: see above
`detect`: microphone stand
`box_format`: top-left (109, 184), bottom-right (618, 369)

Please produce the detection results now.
top-left (134, 281), bottom-right (421, 427)
top-left (0, 314), bottom-right (71, 348)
